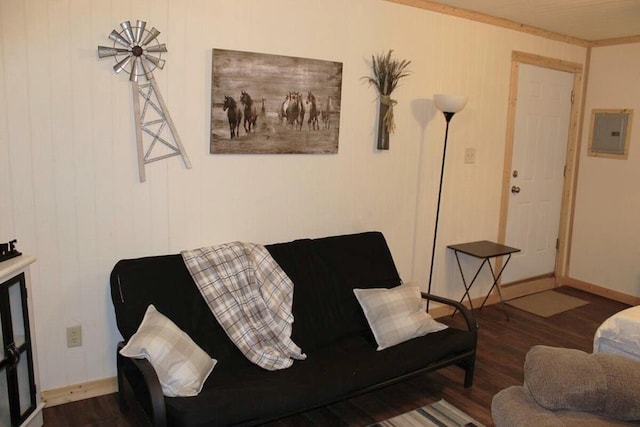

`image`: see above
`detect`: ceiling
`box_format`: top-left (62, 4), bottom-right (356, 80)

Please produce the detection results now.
top-left (426, 0), bottom-right (640, 42)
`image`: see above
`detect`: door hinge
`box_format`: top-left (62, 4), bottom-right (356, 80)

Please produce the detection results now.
top-left (563, 164), bottom-right (567, 177)
top-left (571, 90), bottom-right (575, 104)
top-left (556, 238), bottom-right (559, 250)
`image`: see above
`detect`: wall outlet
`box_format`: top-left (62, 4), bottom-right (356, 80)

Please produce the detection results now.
top-left (66, 325), bottom-right (82, 348)
top-left (464, 147), bottom-right (476, 164)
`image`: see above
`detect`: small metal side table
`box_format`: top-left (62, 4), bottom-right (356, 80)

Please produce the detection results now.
top-left (447, 240), bottom-right (520, 320)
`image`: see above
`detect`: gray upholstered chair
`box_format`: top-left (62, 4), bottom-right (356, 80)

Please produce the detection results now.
top-left (491, 345), bottom-right (640, 426)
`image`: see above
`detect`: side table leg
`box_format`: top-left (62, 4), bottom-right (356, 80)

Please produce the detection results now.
top-left (479, 254), bottom-right (513, 320)
top-left (452, 252), bottom-right (487, 317)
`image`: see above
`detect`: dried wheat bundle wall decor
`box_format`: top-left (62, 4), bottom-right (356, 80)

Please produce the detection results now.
top-left (362, 50), bottom-right (411, 150)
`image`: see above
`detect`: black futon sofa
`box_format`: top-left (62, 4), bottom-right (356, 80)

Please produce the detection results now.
top-left (110, 231), bottom-right (478, 426)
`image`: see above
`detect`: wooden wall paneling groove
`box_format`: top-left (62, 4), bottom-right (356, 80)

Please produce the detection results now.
top-left (25, 0), bottom-right (59, 392)
top-left (95, 0), bottom-right (125, 382)
top-left (2, 1), bottom-right (38, 257)
top-left (0, 2), bottom-right (16, 241)
top-left (70, 0), bottom-right (99, 267)
top-left (166, 0), bottom-right (202, 252)
top-left (92, 0), bottom-right (116, 273)
top-left (49, 0), bottom-right (91, 389)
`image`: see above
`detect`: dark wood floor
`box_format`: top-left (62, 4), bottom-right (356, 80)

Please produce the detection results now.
top-left (43, 286), bottom-right (630, 426)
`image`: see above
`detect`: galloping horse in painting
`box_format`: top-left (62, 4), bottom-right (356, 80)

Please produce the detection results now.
top-left (222, 95), bottom-right (242, 139)
top-left (240, 90), bottom-right (258, 134)
top-left (321, 95), bottom-right (333, 129)
top-left (306, 91), bottom-right (319, 130)
top-left (285, 92), bottom-right (298, 128)
top-left (278, 93), bottom-right (291, 125)
top-left (286, 92), bottom-right (305, 130)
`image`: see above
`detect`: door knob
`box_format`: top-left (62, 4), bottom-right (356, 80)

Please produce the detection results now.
top-left (511, 185), bottom-right (521, 194)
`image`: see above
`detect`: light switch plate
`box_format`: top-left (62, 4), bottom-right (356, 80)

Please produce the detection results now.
top-left (464, 148), bottom-right (476, 164)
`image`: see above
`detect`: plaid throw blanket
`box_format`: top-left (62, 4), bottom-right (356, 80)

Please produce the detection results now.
top-left (181, 242), bottom-right (306, 371)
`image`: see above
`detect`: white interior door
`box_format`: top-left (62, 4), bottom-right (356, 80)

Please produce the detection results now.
top-left (502, 64), bottom-right (573, 284)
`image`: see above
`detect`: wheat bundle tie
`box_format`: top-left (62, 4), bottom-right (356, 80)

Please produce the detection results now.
top-left (380, 95), bottom-right (398, 134)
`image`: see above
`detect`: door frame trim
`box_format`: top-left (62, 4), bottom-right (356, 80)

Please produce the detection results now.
top-left (497, 51), bottom-right (584, 284)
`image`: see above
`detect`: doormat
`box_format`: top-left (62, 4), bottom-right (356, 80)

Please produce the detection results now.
top-left (507, 290), bottom-right (589, 317)
top-left (368, 399), bottom-right (484, 427)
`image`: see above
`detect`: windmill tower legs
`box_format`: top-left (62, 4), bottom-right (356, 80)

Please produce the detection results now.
top-left (131, 79), bottom-right (192, 182)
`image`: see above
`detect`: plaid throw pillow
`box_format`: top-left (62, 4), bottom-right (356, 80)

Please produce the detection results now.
top-left (354, 285), bottom-right (447, 351)
top-left (119, 304), bottom-right (216, 397)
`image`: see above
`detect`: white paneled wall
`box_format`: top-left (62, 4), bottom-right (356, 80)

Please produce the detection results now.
top-left (0, 0), bottom-right (585, 391)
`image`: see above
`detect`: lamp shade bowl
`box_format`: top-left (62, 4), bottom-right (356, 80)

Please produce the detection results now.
top-left (434, 94), bottom-right (467, 113)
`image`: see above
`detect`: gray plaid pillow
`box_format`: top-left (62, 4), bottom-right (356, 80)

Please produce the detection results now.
top-left (354, 285), bottom-right (447, 350)
top-left (119, 304), bottom-right (216, 397)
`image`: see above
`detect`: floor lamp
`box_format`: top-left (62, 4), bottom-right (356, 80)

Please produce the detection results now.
top-left (426, 94), bottom-right (467, 310)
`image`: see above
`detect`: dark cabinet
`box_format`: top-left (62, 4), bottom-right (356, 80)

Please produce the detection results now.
top-left (0, 257), bottom-right (41, 427)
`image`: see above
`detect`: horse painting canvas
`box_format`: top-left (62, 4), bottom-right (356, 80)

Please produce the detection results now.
top-left (210, 49), bottom-right (343, 154)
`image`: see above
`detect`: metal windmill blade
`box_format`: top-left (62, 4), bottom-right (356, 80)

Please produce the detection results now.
top-left (97, 20), bottom-right (191, 182)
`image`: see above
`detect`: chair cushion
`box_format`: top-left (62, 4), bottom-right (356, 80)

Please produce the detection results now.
top-left (492, 386), bottom-right (633, 427)
top-left (524, 345), bottom-right (640, 421)
top-left (492, 386), bottom-right (564, 427)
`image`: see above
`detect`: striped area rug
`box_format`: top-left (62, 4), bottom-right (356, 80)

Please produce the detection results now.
top-left (368, 399), bottom-right (484, 427)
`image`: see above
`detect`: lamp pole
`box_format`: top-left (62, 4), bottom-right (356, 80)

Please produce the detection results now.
top-left (427, 95), bottom-right (467, 310)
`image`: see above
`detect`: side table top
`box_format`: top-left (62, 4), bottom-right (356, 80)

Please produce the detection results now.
top-left (447, 240), bottom-right (520, 258)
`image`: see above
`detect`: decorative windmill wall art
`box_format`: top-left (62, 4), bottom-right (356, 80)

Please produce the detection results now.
top-left (97, 20), bottom-right (191, 182)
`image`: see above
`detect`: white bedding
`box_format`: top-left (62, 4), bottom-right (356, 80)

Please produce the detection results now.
top-left (593, 305), bottom-right (640, 361)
